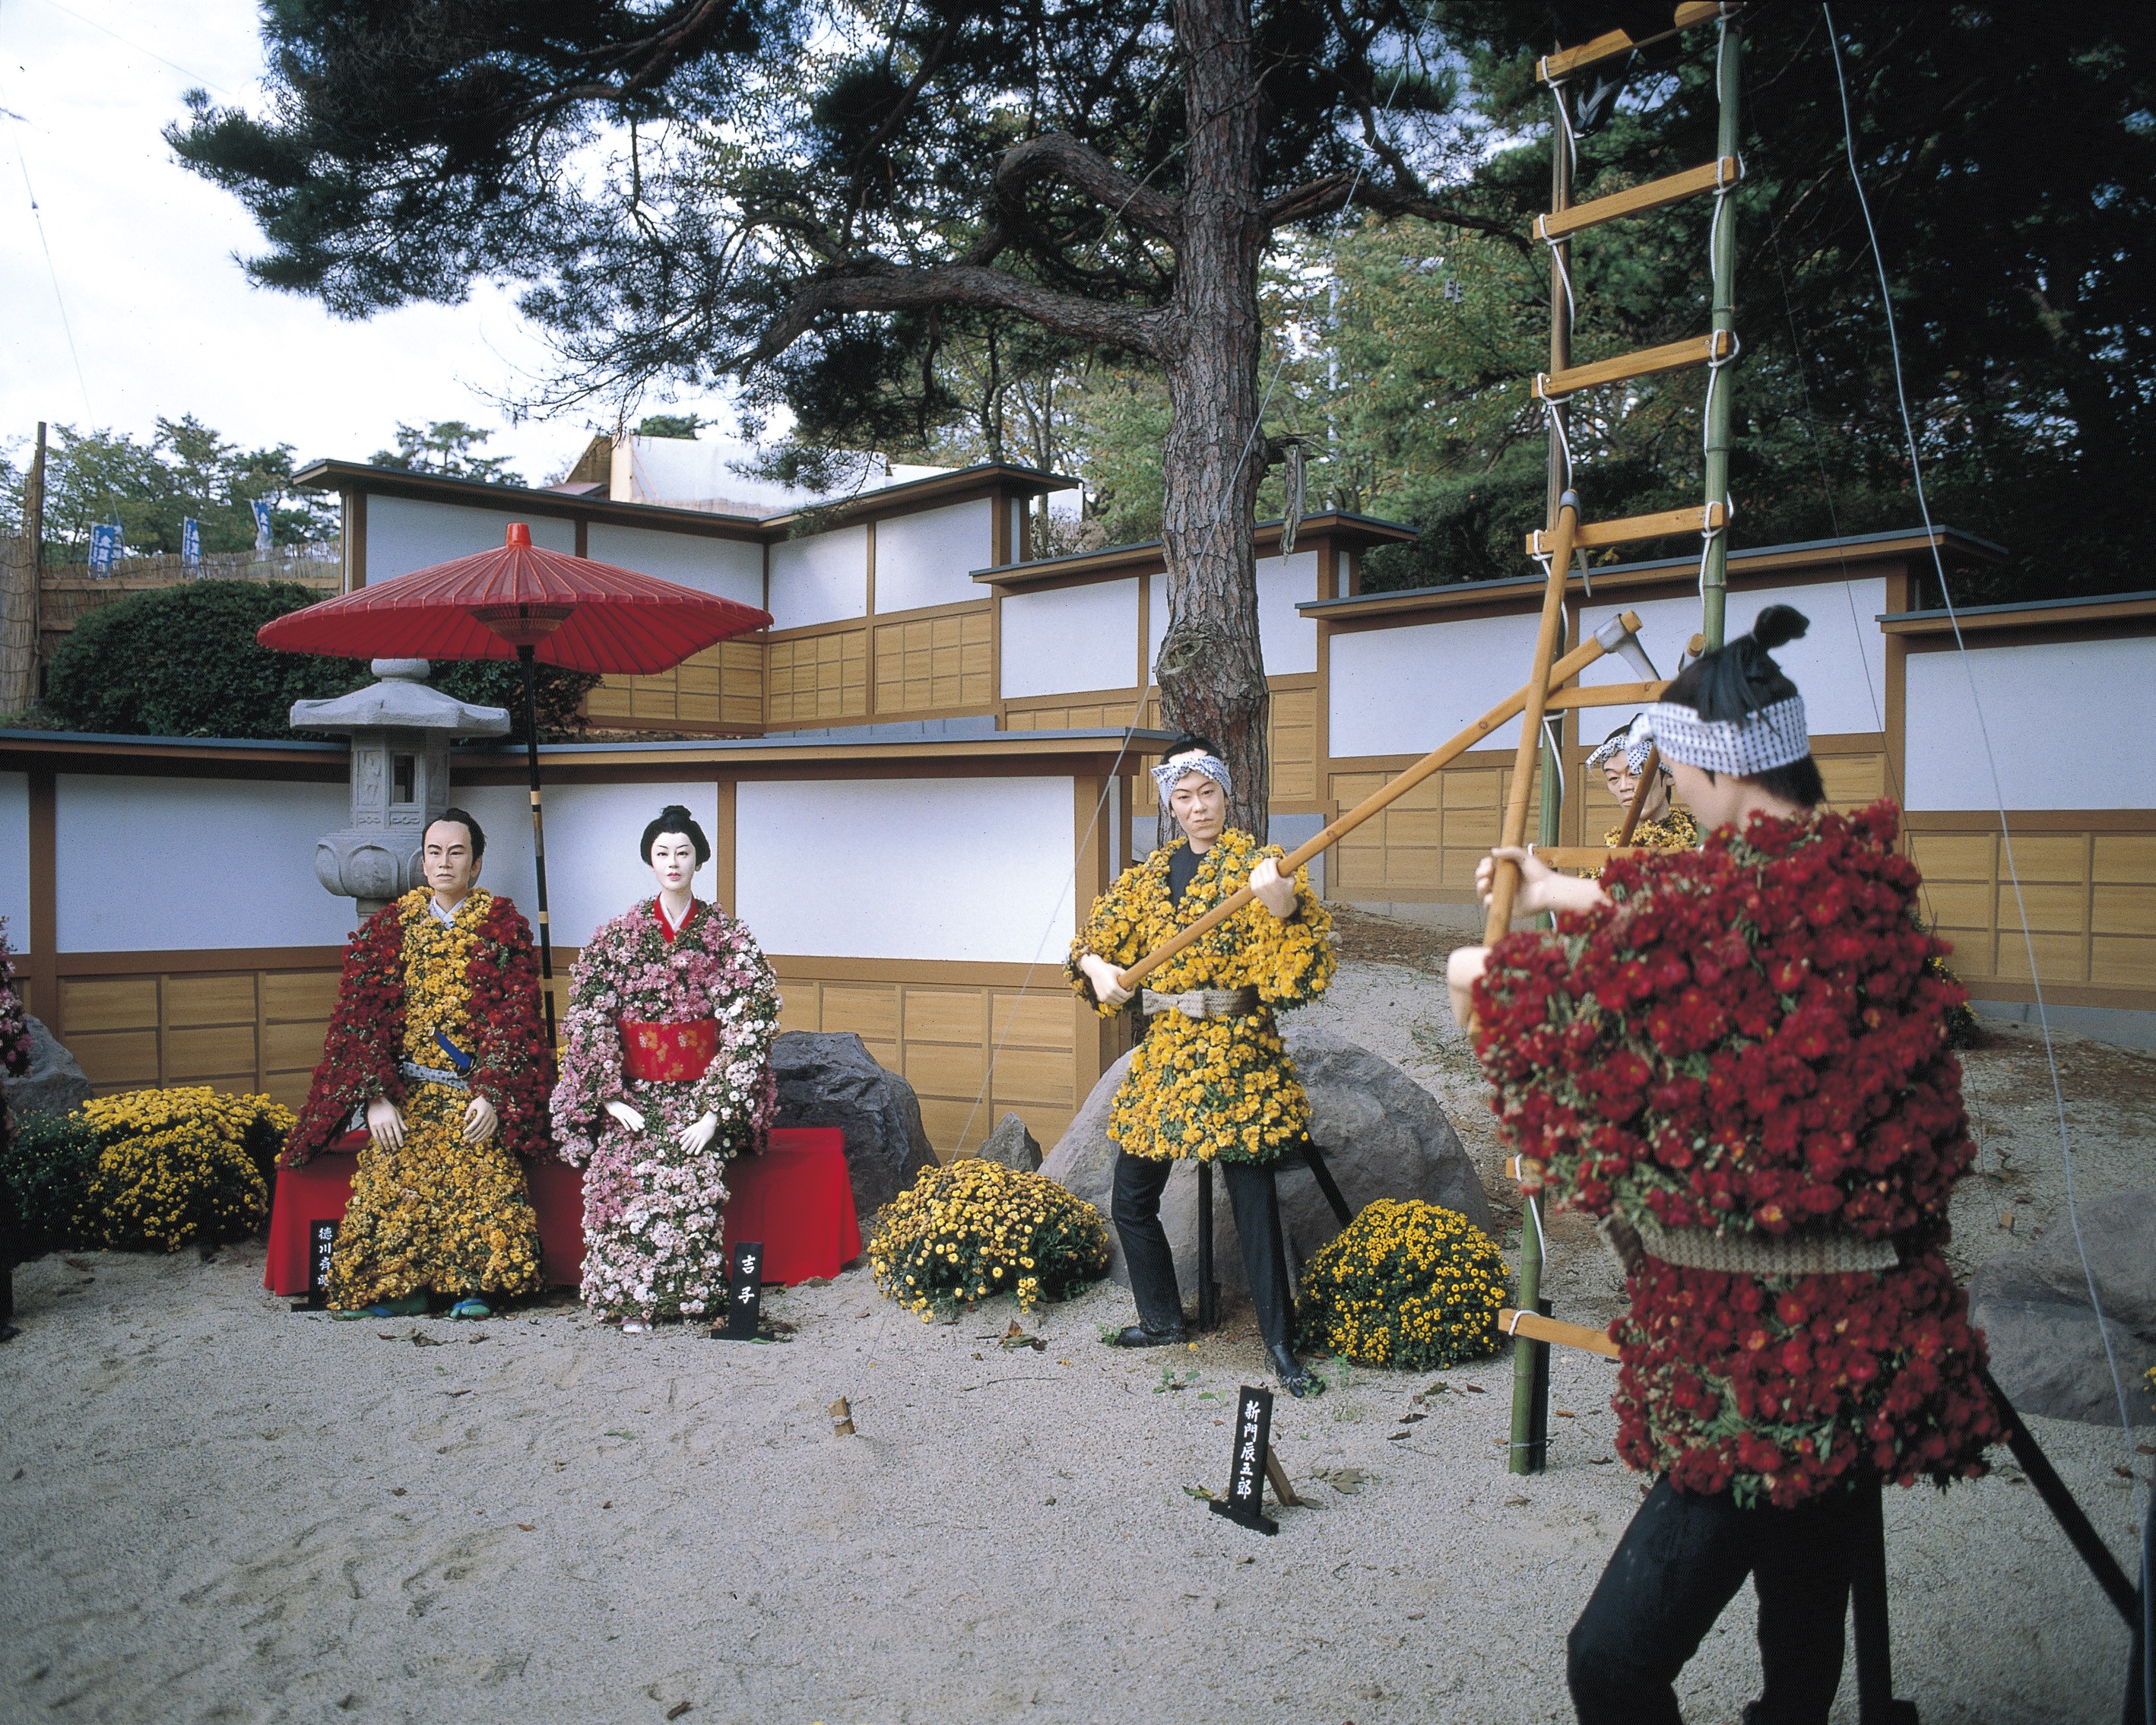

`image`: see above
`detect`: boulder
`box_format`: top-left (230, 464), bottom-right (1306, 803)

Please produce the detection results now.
top-left (769, 1032), bottom-right (936, 1222)
top-left (1970, 1189), bottom-right (2156, 1425)
top-left (4, 1017), bottom-right (93, 1120)
top-left (1041, 1018), bottom-right (1492, 1303)
top-left (977, 1111), bottom-right (1042, 1173)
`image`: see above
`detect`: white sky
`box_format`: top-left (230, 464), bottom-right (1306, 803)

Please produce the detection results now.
top-left (0, 0), bottom-right (739, 487)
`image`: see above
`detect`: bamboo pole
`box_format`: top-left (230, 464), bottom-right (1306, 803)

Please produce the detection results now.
top-left (1700, 14), bottom-right (1742, 652)
top-left (1615, 744), bottom-right (1661, 846)
top-left (1109, 605), bottom-right (1647, 992)
top-left (1483, 492), bottom-right (1579, 943)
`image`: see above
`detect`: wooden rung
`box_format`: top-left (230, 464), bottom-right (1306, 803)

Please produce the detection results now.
top-left (1537, 2), bottom-right (1730, 84)
top-left (1543, 679), bottom-right (1669, 712)
top-left (1529, 845), bottom-right (1650, 869)
top-left (1533, 331), bottom-right (1733, 400)
top-left (1499, 1308), bottom-right (1622, 1360)
top-left (1527, 502), bottom-right (1726, 557)
top-left (1536, 157), bottom-right (1741, 243)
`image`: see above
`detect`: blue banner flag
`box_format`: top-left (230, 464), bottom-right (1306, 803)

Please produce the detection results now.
top-left (252, 499), bottom-right (274, 552)
top-left (181, 518), bottom-right (202, 569)
top-left (88, 522), bottom-right (122, 576)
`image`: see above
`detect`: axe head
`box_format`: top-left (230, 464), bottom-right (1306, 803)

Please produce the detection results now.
top-left (1593, 613), bottom-right (1660, 681)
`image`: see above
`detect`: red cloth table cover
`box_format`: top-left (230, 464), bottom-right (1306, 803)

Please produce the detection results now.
top-left (263, 1127), bottom-right (860, 1295)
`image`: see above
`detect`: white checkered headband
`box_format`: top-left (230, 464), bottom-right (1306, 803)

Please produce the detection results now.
top-left (1644, 695), bottom-right (1811, 777)
top-left (1585, 712), bottom-right (1656, 778)
top-left (1151, 752), bottom-right (1234, 802)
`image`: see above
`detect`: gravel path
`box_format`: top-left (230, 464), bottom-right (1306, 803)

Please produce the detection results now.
top-left (0, 948), bottom-right (2145, 1725)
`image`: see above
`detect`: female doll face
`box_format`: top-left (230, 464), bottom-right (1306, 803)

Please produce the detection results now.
top-left (648, 832), bottom-right (700, 895)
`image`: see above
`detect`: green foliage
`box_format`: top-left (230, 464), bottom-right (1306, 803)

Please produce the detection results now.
top-left (632, 414), bottom-right (704, 439)
top-left (1, 417), bottom-right (335, 559)
top-left (367, 420), bottom-right (525, 487)
top-left (41, 579), bottom-right (596, 740)
top-left (0, 1111), bottom-right (101, 1252)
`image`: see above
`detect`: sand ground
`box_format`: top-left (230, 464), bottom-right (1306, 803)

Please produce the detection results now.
top-left (2, 943), bottom-right (2148, 1725)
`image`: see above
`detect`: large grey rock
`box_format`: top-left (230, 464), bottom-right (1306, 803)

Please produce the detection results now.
top-left (1971, 1189), bottom-right (2156, 1425)
top-left (1041, 1018), bottom-right (1492, 1303)
top-left (977, 1112), bottom-right (1042, 1173)
top-left (4, 1016), bottom-right (92, 1119)
top-left (769, 1032), bottom-right (936, 1221)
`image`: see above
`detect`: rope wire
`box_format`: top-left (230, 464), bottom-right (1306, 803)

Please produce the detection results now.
top-left (1822, 6), bottom-right (2145, 1476)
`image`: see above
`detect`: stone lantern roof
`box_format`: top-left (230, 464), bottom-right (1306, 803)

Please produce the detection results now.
top-left (290, 659), bottom-right (512, 737)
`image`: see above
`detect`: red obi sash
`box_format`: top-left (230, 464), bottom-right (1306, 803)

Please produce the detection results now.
top-left (620, 1018), bottom-right (719, 1083)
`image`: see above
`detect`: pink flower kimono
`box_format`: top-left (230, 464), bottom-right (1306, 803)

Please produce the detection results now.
top-left (550, 896), bottom-right (781, 1320)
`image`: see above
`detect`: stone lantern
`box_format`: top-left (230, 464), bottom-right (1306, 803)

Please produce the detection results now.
top-left (293, 658), bottom-right (511, 915)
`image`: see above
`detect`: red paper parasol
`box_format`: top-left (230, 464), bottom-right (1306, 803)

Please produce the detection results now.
top-left (258, 523), bottom-right (772, 1035)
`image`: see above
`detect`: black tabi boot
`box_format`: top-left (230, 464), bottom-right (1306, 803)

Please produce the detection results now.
top-left (1269, 1340), bottom-right (1319, 1397)
top-left (1111, 1321), bottom-right (1188, 1348)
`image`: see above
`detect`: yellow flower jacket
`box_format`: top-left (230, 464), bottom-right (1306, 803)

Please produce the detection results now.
top-left (1066, 829), bottom-right (1334, 1165)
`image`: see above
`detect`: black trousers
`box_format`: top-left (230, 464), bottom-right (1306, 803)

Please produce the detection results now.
top-left (1568, 1475), bottom-right (1859, 1725)
top-left (1110, 1149), bottom-right (1292, 1348)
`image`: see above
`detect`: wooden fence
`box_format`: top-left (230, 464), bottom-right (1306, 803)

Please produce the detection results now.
top-left (36, 550), bottom-right (341, 667)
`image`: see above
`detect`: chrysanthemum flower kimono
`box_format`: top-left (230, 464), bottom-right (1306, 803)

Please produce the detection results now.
top-left (551, 894), bottom-right (780, 1322)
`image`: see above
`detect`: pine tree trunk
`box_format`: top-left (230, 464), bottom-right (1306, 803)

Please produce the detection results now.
top-left (1153, 0), bottom-right (1271, 845)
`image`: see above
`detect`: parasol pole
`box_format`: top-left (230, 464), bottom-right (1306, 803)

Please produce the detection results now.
top-left (1111, 601), bottom-right (1653, 994)
top-left (515, 642), bottom-right (557, 1044)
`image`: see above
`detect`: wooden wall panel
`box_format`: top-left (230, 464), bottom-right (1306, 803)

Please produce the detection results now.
top-left (773, 963), bottom-right (1083, 1159)
top-left (767, 629), bottom-right (868, 725)
top-left (1327, 756), bottom-right (1537, 902)
top-left (588, 639), bottom-right (766, 734)
top-left (873, 608), bottom-right (992, 714)
top-left (1906, 822), bottom-right (2156, 1005)
top-left (49, 961), bottom-right (339, 1105)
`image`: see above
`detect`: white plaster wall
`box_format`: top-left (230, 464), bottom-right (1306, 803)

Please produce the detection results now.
top-left (55, 776), bottom-right (355, 951)
top-left (1906, 638), bottom-right (2156, 810)
top-left (438, 781), bottom-right (721, 948)
top-left (0, 773), bottom-right (29, 949)
top-left (1001, 581), bottom-right (1140, 699)
top-left (1256, 550), bottom-right (1320, 676)
top-left (584, 524), bottom-right (765, 609)
top-left (1578, 580), bottom-right (1889, 737)
top-left (1146, 572), bottom-right (1168, 685)
top-left (875, 499), bottom-right (994, 613)
top-left (736, 777), bottom-right (1075, 963)
top-left (1328, 610), bottom-right (1542, 758)
top-left (364, 495), bottom-right (575, 584)
top-left (768, 525), bottom-right (869, 631)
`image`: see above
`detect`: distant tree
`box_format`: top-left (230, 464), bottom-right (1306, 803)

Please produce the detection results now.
top-left (630, 414), bottom-right (704, 439)
top-left (4, 418), bottom-right (334, 560)
top-left (368, 420), bottom-right (526, 487)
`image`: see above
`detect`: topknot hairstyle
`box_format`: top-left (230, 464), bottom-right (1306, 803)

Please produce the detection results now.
top-left (1660, 604), bottom-right (1809, 722)
top-left (1657, 605), bottom-right (1823, 807)
top-left (641, 804), bottom-right (712, 866)
top-left (1161, 732), bottom-right (1222, 762)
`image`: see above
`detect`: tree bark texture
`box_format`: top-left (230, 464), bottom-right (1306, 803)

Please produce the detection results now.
top-left (1153, 0), bottom-right (1271, 845)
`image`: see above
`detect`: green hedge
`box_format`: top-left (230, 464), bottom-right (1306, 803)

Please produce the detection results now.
top-left (43, 580), bottom-right (596, 740)
top-left (1, 1111), bottom-right (100, 1252)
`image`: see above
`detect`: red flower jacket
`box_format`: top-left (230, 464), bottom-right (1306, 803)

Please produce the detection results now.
top-left (284, 890), bottom-right (555, 1166)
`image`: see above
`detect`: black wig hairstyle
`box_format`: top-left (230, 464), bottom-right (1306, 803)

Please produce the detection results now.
top-left (1161, 732), bottom-right (1222, 762)
top-left (428, 806), bottom-right (487, 859)
top-left (1657, 604), bottom-right (1825, 808)
top-left (640, 804), bottom-right (712, 866)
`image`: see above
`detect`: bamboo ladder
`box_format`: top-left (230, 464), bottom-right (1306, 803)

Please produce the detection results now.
top-left (1497, 0), bottom-right (1749, 1479)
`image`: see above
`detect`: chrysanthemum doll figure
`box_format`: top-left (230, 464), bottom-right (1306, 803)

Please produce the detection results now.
top-left (1447, 607), bottom-right (1999, 1725)
top-left (285, 810), bottom-right (553, 1320)
top-left (550, 805), bottom-right (779, 1332)
top-left (1583, 712), bottom-right (1699, 866)
top-left (1067, 735), bottom-right (1336, 1396)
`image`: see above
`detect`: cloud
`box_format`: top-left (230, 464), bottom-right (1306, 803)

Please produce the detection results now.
top-left (0, 0), bottom-right (738, 484)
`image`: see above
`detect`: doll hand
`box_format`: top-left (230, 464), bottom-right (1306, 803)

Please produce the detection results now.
top-left (1478, 846), bottom-right (1602, 919)
top-left (678, 1111), bottom-right (719, 1154)
top-left (1079, 953), bottom-right (1132, 1007)
top-left (1248, 856), bottom-right (1295, 918)
top-left (1446, 944), bottom-right (1489, 1033)
top-left (605, 1099), bottom-right (647, 1134)
top-left (462, 1094), bottom-right (500, 1143)
top-left (365, 1096), bottom-right (405, 1150)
